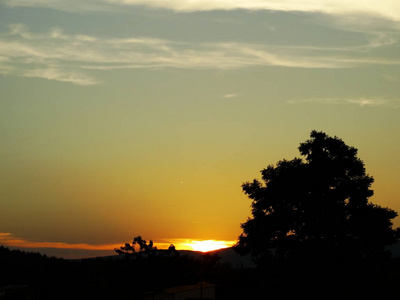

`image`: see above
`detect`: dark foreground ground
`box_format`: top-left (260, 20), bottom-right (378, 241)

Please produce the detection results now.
top-left (1, 246), bottom-right (400, 299)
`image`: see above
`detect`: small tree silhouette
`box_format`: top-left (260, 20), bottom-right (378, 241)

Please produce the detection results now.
top-left (115, 236), bottom-right (179, 258)
top-left (115, 236), bottom-right (157, 256)
top-left (236, 131), bottom-right (399, 264)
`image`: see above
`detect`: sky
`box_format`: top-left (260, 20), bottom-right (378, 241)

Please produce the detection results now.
top-left (1, 0), bottom-right (400, 258)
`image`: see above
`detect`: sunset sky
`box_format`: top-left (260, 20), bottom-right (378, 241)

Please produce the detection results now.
top-left (1, 0), bottom-right (400, 258)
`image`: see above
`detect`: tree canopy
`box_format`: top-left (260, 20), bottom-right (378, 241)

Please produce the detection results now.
top-left (236, 131), bottom-right (399, 264)
top-left (115, 236), bottom-right (157, 256)
top-left (115, 236), bottom-right (178, 258)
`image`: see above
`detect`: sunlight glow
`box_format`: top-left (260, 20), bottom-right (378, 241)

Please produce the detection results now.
top-left (183, 240), bottom-right (236, 252)
top-left (0, 234), bottom-right (236, 254)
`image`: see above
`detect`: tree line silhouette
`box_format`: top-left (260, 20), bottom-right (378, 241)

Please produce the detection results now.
top-left (0, 245), bottom-right (221, 299)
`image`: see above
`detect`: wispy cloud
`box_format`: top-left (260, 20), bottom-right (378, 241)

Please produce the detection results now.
top-left (1, 24), bottom-right (399, 85)
top-left (288, 97), bottom-right (399, 108)
top-left (23, 67), bottom-right (100, 85)
top-left (3, 0), bottom-right (118, 13)
top-left (0, 233), bottom-right (119, 250)
top-left (0, 232), bottom-right (173, 251)
top-left (5, 0), bottom-right (400, 21)
top-left (223, 94), bottom-right (237, 99)
top-left (346, 98), bottom-right (393, 107)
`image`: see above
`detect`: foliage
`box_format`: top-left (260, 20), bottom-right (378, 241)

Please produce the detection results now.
top-left (236, 131), bottom-right (399, 264)
top-left (114, 235), bottom-right (178, 258)
top-left (114, 236), bottom-right (156, 255)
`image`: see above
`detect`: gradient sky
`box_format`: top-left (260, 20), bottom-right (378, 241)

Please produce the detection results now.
top-left (1, 0), bottom-right (400, 257)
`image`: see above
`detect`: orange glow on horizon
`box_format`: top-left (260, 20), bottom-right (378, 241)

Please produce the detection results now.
top-left (0, 233), bottom-right (120, 251)
top-left (1, 233), bottom-right (236, 254)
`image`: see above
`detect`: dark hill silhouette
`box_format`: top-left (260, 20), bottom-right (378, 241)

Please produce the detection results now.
top-left (2, 244), bottom-right (400, 299)
top-left (206, 248), bottom-right (256, 268)
top-left (87, 247), bottom-right (257, 269)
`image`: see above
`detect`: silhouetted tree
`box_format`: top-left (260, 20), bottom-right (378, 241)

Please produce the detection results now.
top-left (236, 131), bottom-right (399, 264)
top-left (115, 236), bottom-right (157, 256)
top-left (115, 236), bottom-right (181, 260)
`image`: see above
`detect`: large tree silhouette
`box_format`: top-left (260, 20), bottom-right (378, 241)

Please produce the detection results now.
top-left (236, 131), bottom-right (399, 264)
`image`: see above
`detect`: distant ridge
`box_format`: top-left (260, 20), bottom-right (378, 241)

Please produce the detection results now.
top-left (209, 247), bottom-right (256, 269)
top-left (84, 247), bottom-right (256, 268)
top-left (6, 242), bottom-right (400, 261)
top-left (67, 242), bottom-right (400, 263)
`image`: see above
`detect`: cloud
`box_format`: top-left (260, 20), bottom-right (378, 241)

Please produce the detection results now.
top-left (106, 0), bottom-right (400, 20)
top-left (0, 233), bottom-right (181, 252)
top-left (346, 98), bottom-right (392, 107)
top-left (23, 67), bottom-right (100, 85)
top-left (1, 24), bottom-right (399, 85)
top-left (0, 233), bottom-right (119, 250)
top-left (5, 0), bottom-right (400, 20)
top-left (3, 0), bottom-right (117, 13)
top-left (288, 97), bottom-right (399, 108)
top-left (223, 94), bottom-right (237, 98)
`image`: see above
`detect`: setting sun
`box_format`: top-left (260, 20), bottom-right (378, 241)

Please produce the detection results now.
top-left (184, 240), bottom-right (236, 252)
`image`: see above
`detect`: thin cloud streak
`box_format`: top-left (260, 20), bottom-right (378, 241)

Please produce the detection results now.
top-left (288, 97), bottom-right (399, 108)
top-left (23, 67), bottom-right (100, 85)
top-left (0, 233), bottom-right (119, 250)
top-left (346, 98), bottom-right (394, 107)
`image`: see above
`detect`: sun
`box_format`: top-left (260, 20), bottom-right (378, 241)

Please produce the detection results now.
top-left (186, 240), bottom-right (235, 252)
